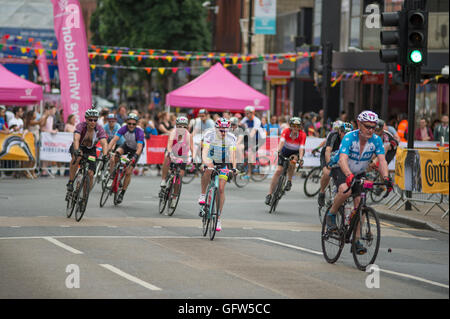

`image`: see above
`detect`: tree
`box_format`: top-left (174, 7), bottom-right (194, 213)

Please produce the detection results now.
top-left (90, 0), bottom-right (212, 108)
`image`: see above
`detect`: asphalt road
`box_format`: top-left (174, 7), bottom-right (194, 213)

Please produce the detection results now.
top-left (0, 173), bottom-right (448, 299)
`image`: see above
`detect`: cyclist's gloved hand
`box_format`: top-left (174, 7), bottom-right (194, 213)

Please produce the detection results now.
top-left (74, 149), bottom-right (81, 158)
top-left (384, 176), bottom-right (393, 193)
top-left (345, 173), bottom-right (355, 188)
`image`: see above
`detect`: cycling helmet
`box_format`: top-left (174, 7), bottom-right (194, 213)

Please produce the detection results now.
top-left (244, 106), bottom-right (255, 113)
top-left (127, 113), bottom-right (139, 121)
top-left (85, 108), bottom-right (99, 118)
top-left (376, 119), bottom-right (385, 129)
top-left (289, 117), bottom-right (302, 126)
top-left (230, 117), bottom-right (239, 125)
top-left (339, 122), bottom-right (353, 133)
top-left (107, 113), bottom-right (116, 120)
top-left (357, 110), bottom-right (379, 123)
top-left (333, 120), bottom-right (343, 131)
top-left (215, 117), bottom-right (230, 129)
top-left (176, 116), bottom-right (189, 127)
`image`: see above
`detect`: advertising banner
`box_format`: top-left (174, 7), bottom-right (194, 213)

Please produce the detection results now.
top-left (51, 0), bottom-right (92, 124)
top-left (0, 132), bottom-right (36, 161)
top-left (34, 42), bottom-right (51, 93)
top-left (146, 135), bottom-right (169, 164)
top-left (40, 132), bottom-right (72, 162)
top-left (254, 0), bottom-right (277, 35)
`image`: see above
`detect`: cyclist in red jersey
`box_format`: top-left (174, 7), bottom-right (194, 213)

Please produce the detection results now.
top-left (265, 117), bottom-right (305, 205)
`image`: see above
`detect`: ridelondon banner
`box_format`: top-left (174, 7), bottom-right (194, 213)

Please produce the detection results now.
top-left (51, 0), bottom-right (92, 124)
top-left (395, 147), bottom-right (449, 194)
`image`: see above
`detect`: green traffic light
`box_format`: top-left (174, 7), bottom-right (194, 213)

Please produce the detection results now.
top-left (410, 50), bottom-right (423, 63)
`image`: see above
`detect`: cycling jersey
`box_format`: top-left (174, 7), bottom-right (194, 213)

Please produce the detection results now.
top-left (280, 128), bottom-right (306, 151)
top-left (74, 122), bottom-right (107, 149)
top-left (320, 131), bottom-right (341, 168)
top-left (169, 128), bottom-right (191, 158)
top-left (335, 130), bottom-right (385, 174)
top-left (116, 125), bottom-right (145, 150)
top-left (203, 129), bottom-right (237, 163)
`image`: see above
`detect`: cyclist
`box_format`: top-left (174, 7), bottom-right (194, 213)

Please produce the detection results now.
top-left (107, 113), bottom-right (145, 204)
top-left (66, 108), bottom-right (109, 199)
top-left (198, 118), bottom-right (238, 232)
top-left (159, 116), bottom-right (194, 203)
top-left (311, 120), bottom-right (342, 156)
top-left (265, 117), bottom-right (305, 205)
top-left (325, 111), bottom-right (393, 254)
top-left (103, 113), bottom-right (124, 145)
top-left (191, 109), bottom-right (214, 164)
top-left (241, 106), bottom-right (266, 177)
top-left (371, 119), bottom-right (398, 167)
top-left (317, 122), bottom-right (354, 207)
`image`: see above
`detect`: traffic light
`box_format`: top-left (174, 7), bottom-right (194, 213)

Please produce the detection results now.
top-left (379, 10), bottom-right (406, 64)
top-left (406, 9), bottom-right (428, 65)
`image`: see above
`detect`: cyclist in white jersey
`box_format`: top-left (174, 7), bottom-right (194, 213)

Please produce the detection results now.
top-left (198, 118), bottom-right (238, 232)
top-left (326, 111), bottom-right (392, 254)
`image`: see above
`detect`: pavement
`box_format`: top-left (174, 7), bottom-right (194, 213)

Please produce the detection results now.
top-left (374, 200), bottom-right (449, 235)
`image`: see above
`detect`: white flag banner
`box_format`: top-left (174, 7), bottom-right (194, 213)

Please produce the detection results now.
top-left (40, 132), bottom-right (73, 162)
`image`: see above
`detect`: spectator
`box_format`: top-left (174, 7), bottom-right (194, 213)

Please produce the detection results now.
top-left (41, 105), bottom-right (58, 134)
top-left (5, 106), bottom-right (14, 124)
top-left (397, 113), bottom-right (408, 143)
top-left (304, 112), bottom-right (319, 137)
top-left (169, 113), bottom-right (177, 128)
top-left (23, 110), bottom-right (41, 178)
top-left (265, 115), bottom-right (281, 136)
top-left (0, 105), bottom-right (10, 134)
top-left (98, 108), bottom-right (109, 127)
top-left (222, 111), bottom-right (231, 119)
top-left (415, 118), bottom-right (433, 141)
top-left (8, 107), bottom-right (25, 133)
top-left (434, 114), bottom-right (449, 143)
top-left (279, 115), bottom-right (289, 131)
top-left (339, 110), bottom-right (347, 122)
top-left (54, 108), bottom-right (65, 132)
top-left (64, 114), bottom-right (77, 133)
top-left (431, 118), bottom-right (441, 133)
top-left (116, 104), bottom-right (128, 125)
top-left (261, 116), bottom-right (268, 130)
top-left (157, 111), bottom-right (172, 135)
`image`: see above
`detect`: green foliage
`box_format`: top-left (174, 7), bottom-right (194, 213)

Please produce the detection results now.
top-left (91, 0), bottom-right (211, 51)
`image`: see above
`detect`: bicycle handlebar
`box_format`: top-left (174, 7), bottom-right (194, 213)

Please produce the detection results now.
top-left (344, 178), bottom-right (391, 196)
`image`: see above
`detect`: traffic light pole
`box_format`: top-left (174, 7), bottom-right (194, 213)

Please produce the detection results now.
top-left (246, 0), bottom-right (253, 86)
top-left (381, 63), bottom-right (389, 120)
top-left (405, 65), bottom-right (419, 211)
top-left (322, 42), bottom-right (332, 128)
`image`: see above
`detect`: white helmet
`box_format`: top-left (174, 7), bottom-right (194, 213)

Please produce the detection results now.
top-left (357, 110), bottom-right (379, 123)
top-left (244, 106), bottom-right (255, 113)
top-left (333, 120), bottom-right (343, 131)
top-left (176, 116), bottom-right (189, 127)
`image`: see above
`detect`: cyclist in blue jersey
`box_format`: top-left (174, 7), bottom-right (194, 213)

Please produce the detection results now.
top-left (326, 111), bottom-right (393, 254)
top-left (107, 113), bottom-right (145, 203)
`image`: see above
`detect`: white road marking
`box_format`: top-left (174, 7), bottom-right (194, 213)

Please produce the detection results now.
top-left (242, 227), bottom-right (253, 230)
top-left (1, 235), bottom-right (447, 290)
top-left (153, 226), bottom-right (162, 229)
top-left (59, 225), bottom-right (71, 228)
top-left (10, 226), bottom-right (21, 228)
top-left (379, 269), bottom-right (449, 289)
top-left (99, 264), bottom-right (162, 291)
top-left (42, 237), bottom-right (83, 254)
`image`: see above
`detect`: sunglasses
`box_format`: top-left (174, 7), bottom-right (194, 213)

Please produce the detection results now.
top-left (291, 125), bottom-right (301, 129)
top-left (219, 129), bottom-right (227, 133)
top-left (362, 123), bottom-right (376, 130)
top-left (127, 122), bottom-right (137, 126)
top-left (87, 118), bottom-right (98, 122)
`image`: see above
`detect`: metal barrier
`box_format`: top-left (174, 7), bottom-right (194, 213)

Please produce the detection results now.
top-left (0, 159), bottom-right (37, 179)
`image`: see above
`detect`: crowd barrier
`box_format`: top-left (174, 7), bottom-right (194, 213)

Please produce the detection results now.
top-left (0, 132), bottom-right (37, 178)
top-left (392, 146), bottom-right (449, 219)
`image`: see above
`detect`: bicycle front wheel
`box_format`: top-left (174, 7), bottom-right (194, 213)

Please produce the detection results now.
top-left (321, 209), bottom-right (345, 264)
top-left (158, 177), bottom-right (171, 214)
top-left (209, 187), bottom-right (219, 240)
top-left (234, 171), bottom-right (250, 188)
top-left (269, 174), bottom-right (285, 214)
top-left (75, 173), bottom-right (90, 222)
top-left (167, 176), bottom-right (182, 216)
top-left (351, 207), bottom-right (381, 271)
top-left (67, 172), bottom-right (82, 218)
top-left (303, 167), bottom-right (322, 197)
top-left (100, 173), bottom-right (113, 207)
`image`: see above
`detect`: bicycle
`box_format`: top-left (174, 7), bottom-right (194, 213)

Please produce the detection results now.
top-left (303, 166), bottom-right (323, 197)
top-left (321, 177), bottom-right (390, 271)
top-left (158, 160), bottom-right (184, 216)
top-left (65, 153), bottom-right (95, 222)
top-left (100, 153), bottom-right (133, 207)
top-left (234, 151), bottom-right (271, 188)
top-left (92, 153), bottom-right (109, 191)
top-left (182, 162), bottom-right (201, 184)
top-left (268, 154), bottom-right (298, 214)
top-left (366, 169), bottom-right (391, 204)
top-left (318, 177), bottom-right (338, 225)
top-left (200, 165), bottom-right (232, 240)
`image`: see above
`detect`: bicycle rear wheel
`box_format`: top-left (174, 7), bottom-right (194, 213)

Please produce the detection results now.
top-left (75, 174), bottom-right (90, 222)
top-left (351, 207), bottom-right (381, 271)
top-left (209, 187), bottom-right (218, 240)
top-left (321, 209), bottom-right (345, 264)
top-left (181, 164), bottom-right (196, 184)
top-left (167, 176), bottom-right (182, 216)
top-left (250, 156), bottom-right (270, 182)
top-left (303, 167), bottom-right (322, 197)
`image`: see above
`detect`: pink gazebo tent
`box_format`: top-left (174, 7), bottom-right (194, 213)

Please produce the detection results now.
top-left (166, 63), bottom-right (269, 111)
top-left (0, 64), bottom-right (43, 106)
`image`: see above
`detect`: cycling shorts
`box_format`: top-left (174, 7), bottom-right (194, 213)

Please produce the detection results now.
top-left (70, 144), bottom-right (97, 172)
top-left (116, 143), bottom-right (139, 167)
top-left (278, 147), bottom-right (298, 167)
top-left (330, 167), bottom-right (365, 197)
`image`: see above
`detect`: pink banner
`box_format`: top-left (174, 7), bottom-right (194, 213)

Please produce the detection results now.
top-left (34, 42), bottom-right (51, 93)
top-left (51, 0), bottom-right (92, 124)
